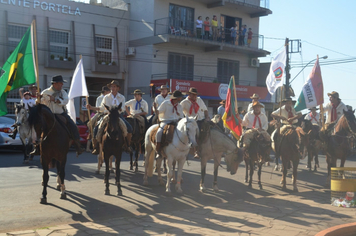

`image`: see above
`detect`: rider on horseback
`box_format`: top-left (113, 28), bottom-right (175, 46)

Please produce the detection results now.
top-left (247, 93), bottom-right (266, 114)
top-left (125, 89), bottom-right (149, 134)
top-left (86, 80), bottom-right (133, 154)
top-left (155, 90), bottom-right (184, 158)
top-left (180, 87), bottom-right (210, 159)
top-left (305, 107), bottom-right (321, 126)
top-left (33, 75), bottom-right (83, 156)
top-left (154, 85), bottom-right (171, 108)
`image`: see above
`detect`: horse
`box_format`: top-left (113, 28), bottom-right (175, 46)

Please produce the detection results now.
top-left (101, 104), bottom-right (125, 196)
top-left (301, 119), bottom-right (321, 172)
top-left (14, 104), bottom-right (34, 163)
top-left (200, 127), bottom-right (243, 192)
top-left (28, 104), bottom-right (71, 204)
top-left (243, 130), bottom-right (272, 189)
top-left (143, 117), bottom-right (199, 194)
top-left (324, 110), bottom-right (356, 186)
top-left (277, 126), bottom-right (308, 192)
top-left (126, 116), bottom-right (146, 172)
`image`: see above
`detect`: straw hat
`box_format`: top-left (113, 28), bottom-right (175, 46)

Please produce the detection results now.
top-left (107, 80), bottom-right (121, 88)
top-left (308, 107), bottom-right (319, 111)
top-left (132, 89), bottom-right (144, 95)
top-left (188, 87), bottom-right (198, 94)
top-left (252, 101), bottom-right (264, 108)
top-left (158, 85), bottom-right (169, 91)
top-left (171, 90), bottom-right (184, 99)
top-left (327, 91), bottom-right (340, 99)
top-left (281, 98), bottom-right (293, 103)
top-left (250, 93), bottom-right (260, 99)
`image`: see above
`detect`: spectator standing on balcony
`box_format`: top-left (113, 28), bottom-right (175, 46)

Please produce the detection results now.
top-left (211, 15), bottom-right (218, 41)
top-left (230, 26), bottom-right (237, 45)
top-left (247, 28), bottom-right (253, 47)
top-left (196, 16), bottom-right (203, 39)
top-left (242, 25), bottom-right (247, 46)
top-left (203, 17), bottom-right (210, 40)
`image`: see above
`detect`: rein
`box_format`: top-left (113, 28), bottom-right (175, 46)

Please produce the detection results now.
top-left (333, 115), bottom-right (356, 139)
top-left (38, 111), bottom-right (56, 143)
top-left (172, 119), bottom-right (193, 152)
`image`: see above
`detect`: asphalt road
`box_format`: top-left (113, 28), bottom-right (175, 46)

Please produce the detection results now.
top-left (1, 148), bottom-right (356, 233)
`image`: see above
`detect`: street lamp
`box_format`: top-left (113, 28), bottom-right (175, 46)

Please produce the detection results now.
top-left (290, 55), bottom-right (328, 84)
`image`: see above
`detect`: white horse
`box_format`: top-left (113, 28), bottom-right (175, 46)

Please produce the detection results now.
top-left (14, 104), bottom-right (36, 163)
top-left (143, 117), bottom-right (199, 194)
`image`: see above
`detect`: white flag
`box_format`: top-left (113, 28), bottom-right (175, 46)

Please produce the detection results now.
top-left (266, 47), bottom-right (286, 95)
top-left (66, 58), bottom-right (88, 122)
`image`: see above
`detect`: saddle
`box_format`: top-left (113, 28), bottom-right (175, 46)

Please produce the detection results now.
top-left (150, 123), bottom-right (176, 148)
top-left (55, 114), bottom-right (67, 124)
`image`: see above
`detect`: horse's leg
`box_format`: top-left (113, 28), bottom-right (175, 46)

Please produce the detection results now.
top-left (129, 146), bottom-right (134, 170)
top-left (163, 157), bottom-right (167, 174)
top-left (59, 160), bottom-right (67, 199)
top-left (325, 154), bottom-right (332, 187)
top-left (314, 150), bottom-right (318, 172)
top-left (200, 158), bottom-right (207, 192)
top-left (274, 153), bottom-right (280, 171)
top-left (96, 145), bottom-right (103, 174)
top-left (307, 148), bottom-right (312, 171)
top-left (134, 146), bottom-right (139, 172)
top-left (248, 158), bottom-right (254, 188)
top-left (171, 160), bottom-right (176, 184)
top-left (244, 159), bottom-right (248, 183)
top-left (165, 157), bottom-right (173, 193)
top-left (56, 163), bottom-right (61, 191)
top-left (175, 158), bottom-right (185, 194)
top-left (213, 157), bottom-right (220, 192)
top-left (292, 158), bottom-right (299, 192)
top-left (157, 157), bottom-right (164, 186)
top-left (104, 152), bottom-right (110, 195)
top-left (110, 155), bottom-right (114, 173)
top-left (258, 162), bottom-right (263, 190)
top-left (40, 158), bottom-right (49, 204)
top-left (116, 152), bottom-right (123, 196)
top-left (281, 156), bottom-right (287, 190)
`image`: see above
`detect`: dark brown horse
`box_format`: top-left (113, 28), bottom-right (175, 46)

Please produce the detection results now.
top-left (102, 104), bottom-right (125, 196)
top-left (278, 126), bottom-right (308, 192)
top-left (244, 131), bottom-right (271, 189)
top-left (324, 110), bottom-right (356, 185)
top-left (126, 116), bottom-right (145, 172)
top-left (301, 119), bottom-right (321, 172)
top-left (28, 104), bottom-right (70, 204)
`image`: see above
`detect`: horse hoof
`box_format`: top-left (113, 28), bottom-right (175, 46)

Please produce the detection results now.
top-left (143, 180), bottom-right (148, 186)
top-left (313, 168), bottom-right (317, 172)
top-left (171, 179), bottom-right (176, 184)
top-left (56, 185), bottom-right (61, 191)
top-left (259, 185), bottom-right (263, 190)
top-left (213, 186), bottom-right (219, 192)
top-left (40, 198), bottom-right (47, 204)
top-left (95, 170), bottom-right (100, 175)
top-left (248, 184), bottom-right (252, 189)
top-left (176, 187), bottom-right (183, 194)
top-left (117, 191), bottom-right (123, 196)
top-left (60, 193), bottom-right (67, 199)
top-left (110, 169), bottom-right (115, 174)
top-left (130, 166), bottom-right (133, 171)
top-left (244, 179), bottom-right (248, 183)
top-left (165, 191), bottom-right (172, 196)
top-left (308, 168), bottom-right (312, 172)
top-left (135, 168), bottom-right (138, 173)
top-left (104, 190), bottom-right (110, 195)
top-left (274, 165), bottom-right (278, 171)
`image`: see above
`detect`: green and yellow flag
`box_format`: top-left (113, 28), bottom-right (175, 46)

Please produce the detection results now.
top-left (0, 24), bottom-right (36, 116)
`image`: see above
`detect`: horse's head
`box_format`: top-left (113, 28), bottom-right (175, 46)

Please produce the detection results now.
top-left (301, 119), bottom-right (312, 133)
top-left (225, 147), bottom-right (244, 175)
top-left (106, 103), bottom-right (122, 136)
top-left (185, 118), bottom-right (199, 147)
top-left (342, 109), bottom-right (356, 135)
top-left (14, 103), bottom-right (27, 126)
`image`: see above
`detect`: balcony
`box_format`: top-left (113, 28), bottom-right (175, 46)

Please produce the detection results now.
top-left (129, 17), bottom-right (269, 57)
top-left (193, 0), bottom-right (272, 17)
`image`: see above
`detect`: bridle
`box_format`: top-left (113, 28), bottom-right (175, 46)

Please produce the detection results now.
top-left (333, 114), bottom-right (356, 139)
top-left (35, 108), bottom-right (56, 143)
top-left (173, 118), bottom-right (197, 151)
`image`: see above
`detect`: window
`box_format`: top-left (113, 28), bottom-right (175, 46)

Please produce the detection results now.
top-left (8, 24), bottom-right (28, 55)
top-left (217, 59), bottom-right (239, 84)
top-left (168, 52), bottom-right (194, 80)
top-left (49, 30), bottom-right (70, 59)
top-left (95, 36), bottom-right (113, 64)
top-left (169, 4), bottom-right (194, 32)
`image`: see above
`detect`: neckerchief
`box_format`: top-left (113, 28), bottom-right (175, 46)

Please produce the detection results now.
top-left (331, 104), bottom-right (337, 122)
top-left (135, 99), bottom-right (142, 110)
top-left (188, 97), bottom-right (199, 115)
top-left (252, 113), bottom-right (262, 129)
top-left (112, 94), bottom-right (119, 106)
top-left (310, 112), bottom-right (318, 122)
top-left (171, 99), bottom-right (179, 115)
top-left (285, 106), bottom-right (294, 118)
top-left (162, 94), bottom-right (167, 99)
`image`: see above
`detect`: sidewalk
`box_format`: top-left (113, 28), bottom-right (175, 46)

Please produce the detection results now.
top-left (3, 187), bottom-right (356, 236)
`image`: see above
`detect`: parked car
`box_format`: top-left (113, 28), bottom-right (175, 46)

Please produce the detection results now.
top-left (0, 116), bottom-right (23, 149)
top-left (76, 118), bottom-right (89, 145)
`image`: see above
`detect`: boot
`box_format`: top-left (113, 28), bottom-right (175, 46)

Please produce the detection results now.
top-left (74, 139), bottom-right (84, 157)
top-left (156, 142), bottom-right (162, 160)
top-left (91, 139), bottom-right (100, 155)
top-left (124, 133), bottom-right (133, 153)
top-left (30, 143), bottom-right (40, 156)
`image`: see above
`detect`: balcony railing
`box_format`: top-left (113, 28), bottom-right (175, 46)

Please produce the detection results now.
top-left (237, 0), bottom-right (270, 9)
top-left (154, 17), bottom-right (264, 50)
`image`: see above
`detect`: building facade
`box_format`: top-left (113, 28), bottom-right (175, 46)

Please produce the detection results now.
top-left (0, 0), bottom-right (129, 118)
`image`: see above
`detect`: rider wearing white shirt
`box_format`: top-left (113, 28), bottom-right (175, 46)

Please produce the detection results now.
top-left (247, 93), bottom-right (266, 114)
top-left (322, 91), bottom-right (347, 124)
top-left (304, 107), bottom-right (321, 126)
top-left (154, 85), bottom-right (171, 108)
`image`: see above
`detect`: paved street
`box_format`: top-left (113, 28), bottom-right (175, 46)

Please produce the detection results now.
top-left (1, 149), bottom-right (356, 235)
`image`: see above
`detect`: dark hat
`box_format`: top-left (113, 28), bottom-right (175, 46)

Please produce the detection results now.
top-left (252, 101), bottom-right (264, 108)
top-left (51, 75), bottom-right (67, 84)
top-left (282, 98), bottom-right (293, 103)
top-left (327, 91), bottom-right (340, 99)
top-left (29, 84), bottom-right (37, 89)
top-left (107, 80), bottom-right (121, 88)
top-left (308, 107), bottom-right (319, 111)
top-left (171, 90), bottom-right (184, 99)
top-left (188, 87), bottom-right (198, 95)
top-left (158, 85), bottom-right (169, 91)
top-left (101, 86), bottom-right (110, 93)
top-left (132, 89), bottom-right (144, 95)
top-left (23, 91), bottom-right (31, 96)
top-left (219, 100), bottom-right (226, 105)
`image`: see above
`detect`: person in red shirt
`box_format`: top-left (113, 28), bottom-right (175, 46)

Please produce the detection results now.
top-left (203, 17), bottom-right (210, 40)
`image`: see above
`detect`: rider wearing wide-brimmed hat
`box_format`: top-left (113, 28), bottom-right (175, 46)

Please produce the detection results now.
top-left (247, 93), bottom-right (265, 114)
top-left (155, 90), bottom-right (184, 158)
top-left (36, 75), bottom-right (83, 156)
top-left (125, 89), bottom-right (149, 133)
top-left (87, 80), bottom-right (133, 154)
top-left (271, 98), bottom-right (302, 125)
top-left (154, 85), bottom-right (171, 108)
top-left (322, 91), bottom-right (347, 124)
top-left (304, 107), bottom-right (321, 126)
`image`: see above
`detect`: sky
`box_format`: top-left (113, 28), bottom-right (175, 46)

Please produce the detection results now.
top-left (259, 0), bottom-right (356, 110)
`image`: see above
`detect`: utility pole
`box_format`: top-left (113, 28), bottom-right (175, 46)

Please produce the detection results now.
top-left (285, 38), bottom-right (290, 99)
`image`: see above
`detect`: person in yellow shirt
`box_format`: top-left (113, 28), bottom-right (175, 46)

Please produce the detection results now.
top-left (211, 15), bottom-right (218, 41)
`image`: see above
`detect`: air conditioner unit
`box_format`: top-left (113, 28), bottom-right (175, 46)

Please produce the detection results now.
top-left (126, 47), bottom-right (136, 56)
top-left (250, 58), bottom-right (260, 67)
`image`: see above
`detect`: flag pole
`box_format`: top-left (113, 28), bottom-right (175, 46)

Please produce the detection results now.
top-left (232, 75), bottom-right (238, 115)
top-left (32, 20), bottom-right (40, 98)
top-left (81, 55), bottom-right (93, 136)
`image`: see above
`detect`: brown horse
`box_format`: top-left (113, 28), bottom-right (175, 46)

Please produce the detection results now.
top-left (301, 119), bottom-right (321, 172)
top-left (102, 104), bottom-right (125, 196)
top-left (278, 126), bottom-right (308, 192)
top-left (324, 110), bottom-right (356, 185)
top-left (126, 116), bottom-right (145, 172)
top-left (244, 130), bottom-right (271, 189)
top-left (28, 104), bottom-right (71, 204)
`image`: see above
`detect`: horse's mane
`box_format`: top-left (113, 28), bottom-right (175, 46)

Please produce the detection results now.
top-left (28, 104), bottom-right (52, 127)
top-left (210, 127), bottom-right (236, 149)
